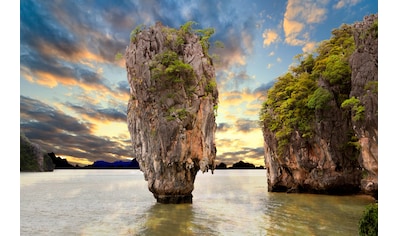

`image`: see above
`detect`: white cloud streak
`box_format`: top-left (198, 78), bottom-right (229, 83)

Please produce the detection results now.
top-left (334, 0), bottom-right (362, 9)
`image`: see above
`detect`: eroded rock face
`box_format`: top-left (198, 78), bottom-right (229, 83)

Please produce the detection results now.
top-left (350, 14), bottom-right (378, 198)
top-left (262, 14), bottom-right (378, 198)
top-left (125, 22), bottom-right (218, 203)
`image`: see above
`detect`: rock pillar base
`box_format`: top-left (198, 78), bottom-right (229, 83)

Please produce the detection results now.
top-left (154, 194), bottom-right (193, 204)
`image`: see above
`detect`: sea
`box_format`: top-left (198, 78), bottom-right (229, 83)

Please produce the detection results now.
top-left (20, 169), bottom-right (375, 235)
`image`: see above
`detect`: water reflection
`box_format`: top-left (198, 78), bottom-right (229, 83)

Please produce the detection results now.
top-left (262, 192), bottom-right (375, 235)
top-left (132, 203), bottom-right (193, 235)
top-left (21, 170), bottom-right (375, 235)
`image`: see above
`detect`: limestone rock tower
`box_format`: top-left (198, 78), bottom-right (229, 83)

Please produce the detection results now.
top-left (124, 22), bottom-right (218, 203)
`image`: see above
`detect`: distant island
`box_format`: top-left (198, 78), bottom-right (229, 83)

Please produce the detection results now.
top-left (21, 129), bottom-right (262, 171)
top-left (47, 153), bottom-right (141, 169)
top-left (21, 148), bottom-right (263, 171)
top-left (216, 161), bottom-right (264, 169)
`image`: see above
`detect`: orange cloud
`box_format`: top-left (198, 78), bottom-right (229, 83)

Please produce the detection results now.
top-left (283, 19), bottom-right (305, 46)
top-left (35, 71), bottom-right (77, 88)
top-left (216, 128), bottom-right (265, 167)
top-left (283, 0), bottom-right (328, 46)
top-left (61, 155), bottom-right (93, 166)
top-left (285, 0), bottom-right (327, 24)
top-left (38, 40), bottom-right (108, 66)
top-left (262, 29), bottom-right (279, 47)
top-left (230, 51), bottom-right (246, 66)
top-left (217, 89), bottom-right (264, 124)
top-left (302, 41), bottom-right (317, 53)
top-left (213, 42), bottom-right (247, 70)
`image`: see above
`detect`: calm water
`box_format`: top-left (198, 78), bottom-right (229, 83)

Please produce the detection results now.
top-left (20, 169), bottom-right (374, 235)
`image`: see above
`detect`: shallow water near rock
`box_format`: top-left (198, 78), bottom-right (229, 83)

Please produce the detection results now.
top-left (20, 169), bottom-right (374, 235)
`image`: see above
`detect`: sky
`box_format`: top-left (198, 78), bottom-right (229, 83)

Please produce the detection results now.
top-left (19, 0), bottom-right (378, 167)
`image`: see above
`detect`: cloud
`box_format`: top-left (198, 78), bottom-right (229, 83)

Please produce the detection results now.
top-left (216, 146), bottom-right (265, 167)
top-left (302, 41), bottom-right (317, 53)
top-left (20, 96), bottom-right (92, 133)
top-left (283, 19), bottom-right (305, 46)
top-left (21, 0), bottom-right (260, 98)
top-left (217, 123), bottom-right (232, 132)
top-left (67, 103), bottom-right (127, 123)
top-left (253, 80), bottom-right (276, 94)
top-left (235, 119), bottom-right (260, 133)
top-left (284, 0), bottom-right (328, 24)
top-left (20, 61), bottom-right (119, 101)
top-left (216, 68), bottom-right (255, 92)
top-left (217, 86), bottom-right (266, 124)
top-left (20, 0), bottom-right (130, 79)
top-left (20, 96), bottom-right (132, 163)
top-left (334, 0), bottom-right (362, 9)
top-left (262, 29), bottom-right (280, 47)
top-left (212, 41), bottom-right (247, 70)
top-left (283, 0), bottom-right (328, 46)
top-left (116, 80), bottom-right (130, 94)
top-left (19, 0), bottom-right (275, 167)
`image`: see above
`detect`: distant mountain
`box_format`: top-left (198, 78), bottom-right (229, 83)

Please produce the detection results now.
top-left (216, 161), bottom-right (264, 169)
top-left (20, 133), bottom-right (141, 170)
top-left (215, 162), bottom-right (227, 169)
top-left (231, 160), bottom-right (255, 169)
top-left (87, 159), bottom-right (140, 169)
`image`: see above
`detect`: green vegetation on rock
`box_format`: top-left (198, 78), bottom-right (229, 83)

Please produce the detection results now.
top-left (260, 23), bottom-right (356, 155)
top-left (341, 96), bottom-right (365, 121)
top-left (130, 24), bottom-right (145, 42)
top-left (150, 49), bottom-right (195, 86)
top-left (358, 203), bottom-right (378, 236)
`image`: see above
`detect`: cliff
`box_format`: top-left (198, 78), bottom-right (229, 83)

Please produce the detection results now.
top-left (20, 133), bottom-right (54, 172)
top-left (124, 22), bottom-right (218, 203)
top-left (349, 15), bottom-right (378, 197)
top-left (260, 14), bottom-right (377, 198)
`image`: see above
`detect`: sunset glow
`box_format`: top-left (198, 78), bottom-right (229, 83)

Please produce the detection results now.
top-left (20, 0), bottom-right (377, 167)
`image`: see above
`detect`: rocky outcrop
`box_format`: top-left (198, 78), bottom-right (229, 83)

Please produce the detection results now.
top-left (263, 97), bottom-right (363, 194)
top-left (20, 133), bottom-right (54, 172)
top-left (124, 22), bottom-right (218, 203)
top-left (48, 152), bottom-right (74, 168)
top-left (262, 14), bottom-right (377, 198)
top-left (350, 14), bottom-right (378, 198)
